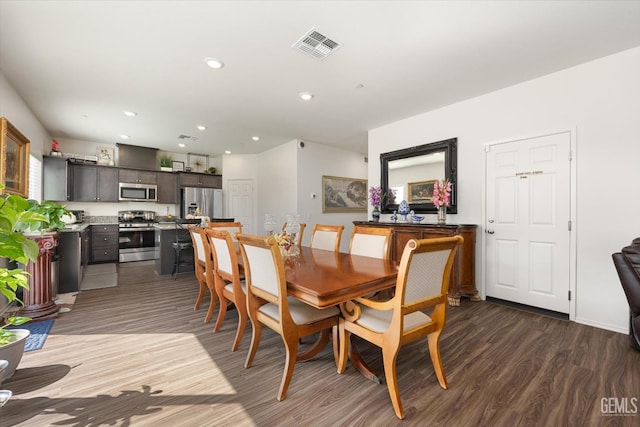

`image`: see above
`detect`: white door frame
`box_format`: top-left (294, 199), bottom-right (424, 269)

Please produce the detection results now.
top-left (482, 127), bottom-right (577, 320)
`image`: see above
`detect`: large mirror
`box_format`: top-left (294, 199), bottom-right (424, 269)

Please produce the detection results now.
top-left (381, 138), bottom-right (457, 214)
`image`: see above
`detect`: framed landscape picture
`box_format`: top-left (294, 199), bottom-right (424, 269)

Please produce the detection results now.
top-left (0, 117), bottom-right (30, 197)
top-left (322, 175), bottom-right (367, 213)
top-left (408, 179), bottom-right (436, 203)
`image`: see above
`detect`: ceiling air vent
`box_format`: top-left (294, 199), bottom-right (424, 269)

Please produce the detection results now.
top-left (292, 28), bottom-right (342, 59)
top-left (177, 134), bottom-right (198, 141)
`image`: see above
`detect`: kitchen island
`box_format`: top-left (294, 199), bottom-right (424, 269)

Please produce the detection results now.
top-left (154, 222), bottom-right (195, 276)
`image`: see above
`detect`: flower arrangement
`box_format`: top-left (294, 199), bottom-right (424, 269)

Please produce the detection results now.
top-left (274, 231), bottom-right (295, 252)
top-left (51, 139), bottom-right (59, 152)
top-left (432, 180), bottom-right (452, 209)
top-left (369, 186), bottom-right (382, 208)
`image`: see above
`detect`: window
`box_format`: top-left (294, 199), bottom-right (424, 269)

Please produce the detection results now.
top-left (28, 154), bottom-right (41, 202)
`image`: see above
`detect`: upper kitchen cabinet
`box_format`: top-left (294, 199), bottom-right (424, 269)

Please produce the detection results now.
top-left (178, 172), bottom-right (221, 188)
top-left (156, 171), bottom-right (178, 204)
top-left (70, 163), bottom-right (118, 202)
top-left (119, 168), bottom-right (157, 185)
top-left (43, 155), bottom-right (72, 201)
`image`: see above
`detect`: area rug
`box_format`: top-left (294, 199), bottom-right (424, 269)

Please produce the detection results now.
top-left (8, 319), bottom-right (54, 352)
top-left (80, 263), bottom-right (118, 290)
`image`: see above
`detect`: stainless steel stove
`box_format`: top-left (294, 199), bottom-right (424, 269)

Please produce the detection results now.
top-left (118, 211), bottom-right (157, 262)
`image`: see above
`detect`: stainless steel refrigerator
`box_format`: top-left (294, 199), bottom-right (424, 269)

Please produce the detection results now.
top-left (181, 187), bottom-right (223, 218)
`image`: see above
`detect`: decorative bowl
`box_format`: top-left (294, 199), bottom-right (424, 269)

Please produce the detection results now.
top-left (411, 215), bottom-right (424, 224)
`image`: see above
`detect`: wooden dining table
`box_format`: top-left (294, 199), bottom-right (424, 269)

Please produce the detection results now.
top-left (238, 245), bottom-right (398, 383)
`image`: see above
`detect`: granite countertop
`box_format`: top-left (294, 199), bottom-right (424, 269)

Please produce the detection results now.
top-left (60, 223), bottom-right (91, 232)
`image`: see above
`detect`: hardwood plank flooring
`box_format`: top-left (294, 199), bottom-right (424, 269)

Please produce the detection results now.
top-left (2, 262), bottom-right (638, 426)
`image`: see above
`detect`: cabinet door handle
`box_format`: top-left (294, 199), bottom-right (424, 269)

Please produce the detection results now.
top-left (104, 237), bottom-right (108, 241)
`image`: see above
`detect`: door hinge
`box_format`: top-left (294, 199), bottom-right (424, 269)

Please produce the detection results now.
top-left (568, 150), bottom-right (572, 161)
top-left (568, 290), bottom-right (572, 301)
top-left (568, 220), bottom-right (572, 231)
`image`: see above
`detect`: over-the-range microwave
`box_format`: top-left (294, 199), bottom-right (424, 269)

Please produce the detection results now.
top-left (119, 183), bottom-right (157, 202)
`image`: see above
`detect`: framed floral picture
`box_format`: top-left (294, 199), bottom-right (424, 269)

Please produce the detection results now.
top-left (408, 180), bottom-right (436, 203)
top-left (0, 117), bottom-right (30, 197)
top-left (322, 175), bottom-right (367, 213)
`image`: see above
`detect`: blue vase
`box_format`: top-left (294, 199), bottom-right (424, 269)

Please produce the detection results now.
top-left (372, 207), bottom-right (381, 222)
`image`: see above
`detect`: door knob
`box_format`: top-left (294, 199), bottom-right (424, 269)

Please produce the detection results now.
top-left (486, 229), bottom-right (495, 234)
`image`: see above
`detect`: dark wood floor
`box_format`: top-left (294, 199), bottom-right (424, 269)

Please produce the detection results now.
top-left (2, 261), bottom-right (639, 426)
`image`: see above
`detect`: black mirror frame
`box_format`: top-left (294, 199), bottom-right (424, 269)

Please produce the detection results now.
top-left (380, 137), bottom-right (457, 214)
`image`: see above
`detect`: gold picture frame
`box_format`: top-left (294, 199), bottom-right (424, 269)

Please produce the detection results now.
top-left (322, 175), bottom-right (367, 213)
top-left (0, 117), bottom-right (30, 197)
top-left (408, 179), bottom-right (436, 203)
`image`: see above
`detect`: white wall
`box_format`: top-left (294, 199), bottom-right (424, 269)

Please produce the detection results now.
top-left (296, 140), bottom-right (368, 251)
top-left (0, 70), bottom-right (49, 158)
top-left (369, 46), bottom-right (640, 334)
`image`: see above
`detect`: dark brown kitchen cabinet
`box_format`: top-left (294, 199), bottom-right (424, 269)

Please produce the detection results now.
top-left (70, 163), bottom-right (118, 202)
top-left (91, 224), bottom-right (119, 263)
top-left (352, 221), bottom-right (478, 307)
top-left (178, 172), bottom-right (221, 188)
top-left (119, 168), bottom-right (157, 184)
top-left (156, 172), bottom-right (178, 204)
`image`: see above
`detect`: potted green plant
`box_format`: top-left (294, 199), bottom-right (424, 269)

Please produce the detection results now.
top-left (0, 185), bottom-right (70, 382)
top-left (159, 154), bottom-right (173, 172)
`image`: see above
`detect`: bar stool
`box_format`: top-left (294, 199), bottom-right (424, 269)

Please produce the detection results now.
top-left (172, 219), bottom-right (196, 279)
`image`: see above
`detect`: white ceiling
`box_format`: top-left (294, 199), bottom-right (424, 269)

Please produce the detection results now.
top-left (1, 1), bottom-right (639, 157)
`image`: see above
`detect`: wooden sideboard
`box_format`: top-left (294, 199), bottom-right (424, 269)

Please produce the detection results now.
top-left (352, 221), bottom-right (479, 306)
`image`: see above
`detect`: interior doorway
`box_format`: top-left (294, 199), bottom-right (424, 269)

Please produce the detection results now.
top-left (484, 131), bottom-right (574, 314)
top-left (227, 179), bottom-right (254, 234)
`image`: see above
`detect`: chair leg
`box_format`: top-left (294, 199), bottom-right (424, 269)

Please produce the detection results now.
top-left (382, 344), bottom-right (404, 420)
top-left (204, 290), bottom-right (217, 324)
top-left (214, 297), bottom-right (228, 332)
top-left (245, 320), bottom-right (262, 369)
top-left (172, 249), bottom-right (180, 280)
top-left (337, 319), bottom-right (349, 374)
top-left (427, 332), bottom-right (448, 389)
top-left (331, 324), bottom-right (339, 368)
top-left (277, 333), bottom-right (299, 401)
top-left (231, 305), bottom-right (247, 352)
top-left (194, 278), bottom-right (205, 310)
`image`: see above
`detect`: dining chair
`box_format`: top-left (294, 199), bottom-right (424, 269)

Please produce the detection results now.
top-left (349, 225), bottom-right (392, 260)
top-left (189, 226), bottom-right (217, 323)
top-left (237, 233), bottom-right (340, 401)
top-left (208, 221), bottom-right (243, 241)
top-left (281, 222), bottom-right (306, 247)
top-left (309, 224), bottom-right (344, 252)
top-left (204, 228), bottom-right (247, 351)
top-left (337, 236), bottom-right (463, 419)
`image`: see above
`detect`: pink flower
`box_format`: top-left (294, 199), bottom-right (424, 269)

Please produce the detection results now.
top-left (51, 139), bottom-right (59, 151)
top-left (433, 180), bottom-right (452, 208)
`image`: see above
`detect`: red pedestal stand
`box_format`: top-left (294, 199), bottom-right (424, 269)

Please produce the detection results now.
top-left (18, 233), bottom-right (59, 320)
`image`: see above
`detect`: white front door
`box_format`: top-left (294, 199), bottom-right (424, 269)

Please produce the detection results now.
top-left (485, 132), bottom-right (572, 313)
top-left (227, 179), bottom-right (254, 234)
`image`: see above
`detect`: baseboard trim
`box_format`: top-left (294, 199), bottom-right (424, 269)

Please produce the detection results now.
top-left (486, 297), bottom-right (569, 321)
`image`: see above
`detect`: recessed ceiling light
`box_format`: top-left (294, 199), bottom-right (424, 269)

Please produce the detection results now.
top-left (119, 134), bottom-right (130, 139)
top-left (204, 57), bottom-right (224, 69)
top-left (225, 150), bottom-right (231, 154)
top-left (299, 92), bottom-right (314, 101)
top-left (123, 111), bottom-right (138, 117)
top-left (196, 125), bottom-right (207, 131)
top-left (251, 136), bottom-right (260, 141)
top-left (178, 143), bottom-right (186, 148)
